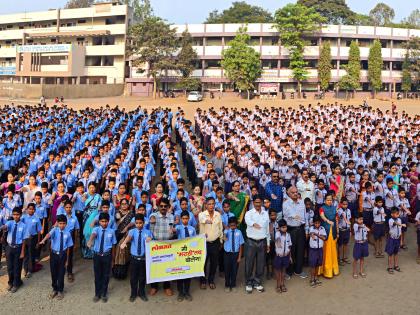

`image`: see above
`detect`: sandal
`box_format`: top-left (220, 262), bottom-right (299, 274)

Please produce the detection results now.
top-left (276, 287), bottom-right (282, 293)
top-left (359, 272), bottom-right (367, 278)
top-left (338, 260), bottom-right (345, 266)
top-left (200, 283), bottom-right (207, 290)
top-left (387, 268), bottom-right (394, 274)
top-left (393, 266), bottom-right (401, 272)
top-left (353, 274), bottom-right (358, 279)
top-left (209, 283), bottom-right (216, 290)
top-left (281, 286), bottom-right (287, 293)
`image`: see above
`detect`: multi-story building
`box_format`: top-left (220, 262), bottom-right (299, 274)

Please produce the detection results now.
top-left (0, 1), bottom-right (131, 98)
top-left (128, 23), bottom-right (420, 97)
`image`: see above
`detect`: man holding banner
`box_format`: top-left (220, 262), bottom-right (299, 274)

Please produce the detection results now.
top-left (149, 198), bottom-right (175, 296)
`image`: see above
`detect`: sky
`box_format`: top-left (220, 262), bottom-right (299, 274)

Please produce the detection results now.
top-left (0, 0), bottom-right (418, 24)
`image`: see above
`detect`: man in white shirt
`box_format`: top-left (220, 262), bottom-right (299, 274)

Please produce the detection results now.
top-left (244, 195), bottom-right (270, 294)
top-left (282, 186), bottom-right (308, 279)
top-left (296, 169), bottom-right (315, 203)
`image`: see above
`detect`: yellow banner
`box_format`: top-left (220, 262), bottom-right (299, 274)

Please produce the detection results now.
top-left (145, 234), bottom-right (206, 283)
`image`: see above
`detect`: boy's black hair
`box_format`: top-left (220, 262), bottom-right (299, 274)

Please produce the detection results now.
top-left (56, 214), bottom-right (67, 223)
top-left (375, 196), bottom-right (383, 203)
top-left (12, 207), bottom-right (22, 215)
top-left (134, 213), bottom-right (145, 222)
top-left (101, 200), bottom-right (110, 207)
top-left (390, 207), bottom-right (399, 214)
top-left (277, 218), bottom-right (287, 227)
top-left (99, 212), bottom-right (110, 222)
top-left (228, 216), bottom-right (238, 225)
top-left (180, 210), bottom-right (190, 218)
top-left (313, 215), bottom-right (321, 223)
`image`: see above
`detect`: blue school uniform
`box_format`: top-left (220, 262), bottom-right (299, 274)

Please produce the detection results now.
top-left (353, 223), bottom-right (369, 260)
top-left (21, 214), bottom-right (42, 236)
top-left (128, 228), bottom-right (153, 257)
top-left (49, 227), bottom-right (73, 253)
top-left (65, 214), bottom-right (80, 233)
top-left (35, 204), bottom-right (47, 220)
top-left (6, 220), bottom-right (29, 245)
top-left (221, 211), bottom-right (235, 228)
top-left (176, 224), bottom-right (196, 239)
top-left (223, 228), bottom-right (244, 253)
top-left (91, 227), bottom-right (116, 254)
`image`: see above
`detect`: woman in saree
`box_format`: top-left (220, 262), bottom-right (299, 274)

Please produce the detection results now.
top-left (82, 182), bottom-right (102, 259)
top-left (151, 182), bottom-right (165, 211)
top-left (227, 180), bottom-right (249, 230)
top-left (113, 183), bottom-right (131, 211)
top-left (329, 164), bottom-right (344, 203)
top-left (189, 185), bottom-right (205, 219)
top-left (319, 193), bottom-right (340, 278)
top-left (19, 174), bottom-right (41, 209)
top-left (0, 172), bottom-right (21, 195)
top-left (49, 181), bottom-right (70, 225)
top-left (113, 198), bottom-right (134, 279)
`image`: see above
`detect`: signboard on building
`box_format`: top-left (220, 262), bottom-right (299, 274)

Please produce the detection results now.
top-left (0, 66), bottom-right (16, 75)
top-left (17, 44), bottom-right (71, 53)
top-left (260, 82), bottom-right (278, 93)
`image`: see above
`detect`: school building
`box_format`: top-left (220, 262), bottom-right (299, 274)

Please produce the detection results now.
top-left (128, 23), bottom-right (420, 98)
top-left (0, 1), bottom-right (131, 98)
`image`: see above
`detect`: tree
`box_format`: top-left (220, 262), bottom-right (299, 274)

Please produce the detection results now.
top-left (221, 27), bottom-right (261, 100)
top-left (318, 41), bottom-right (332, 91)
top-left (401, 53), bottom-right (412, 97)
top-left (351, 13), bottom-right (375, 26)
top-left (369, 3), bottom-right (395, 26)
top-left (368, 39), bottom-right (383, 98)
top-left (125, 0), bottom-right (154, 22)
top-left (128, 17), bottom-right (178, 98)
top-left (176, 30), bottom-right (200, 95)
top-left (297, 0), bottom-right (356, 24)
top-left (404, 36), bottom-right (420, 90)
top-left (205, 1), bottom-right (273, 23)
top-left (65, 0), bottom-right (94, 9)
top-left (401, 9), bottom-right (420, 29)
top-left (339, 41), bottom-right (360, 98)
top-left (274, 3), bottom-right (326, 97)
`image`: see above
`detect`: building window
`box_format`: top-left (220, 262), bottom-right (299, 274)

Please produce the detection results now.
top-left (281, 60), bottom-right (290, 68)
top-left (78, 19), bottom-right (87, 24)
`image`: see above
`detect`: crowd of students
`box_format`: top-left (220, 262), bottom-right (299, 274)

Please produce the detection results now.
top-left (0, 102), bottom-right (419, 303)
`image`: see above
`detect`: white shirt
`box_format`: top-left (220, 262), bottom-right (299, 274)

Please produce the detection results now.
top-left (245, 208), bottom-right (270, 245)
top-left (282, 198), bottom-right (306, 227)
top-left (296, 179), bottom-right (315, 202)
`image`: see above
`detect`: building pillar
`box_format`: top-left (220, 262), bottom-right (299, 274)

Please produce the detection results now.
top-left (86, 77), bottom-right (90, 84)
top-left (76, 77), bottom-right (80, 84)
top-left (389, 83), bottom-right (392, 98)
top-left (40, 77), bottom-right (45, 84)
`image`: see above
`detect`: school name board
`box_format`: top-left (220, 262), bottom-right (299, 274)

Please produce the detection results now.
top-left (0, 66), bottom-right (16, 75)
top-left (17, 44), bottom-right (72, 53)
top-left (145, 235), bottom-right (206, 283)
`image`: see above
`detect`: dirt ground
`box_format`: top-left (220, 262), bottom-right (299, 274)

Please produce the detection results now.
top-left (0, 95), bottom-right (419, 315)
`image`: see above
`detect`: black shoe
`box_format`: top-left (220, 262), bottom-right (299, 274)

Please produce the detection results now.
top-left (102, 296), bottom-right (108, 303)
top-left (184, 293), bottom-right (193, 301)
top-left (10, 287), bottom-right (18, 293)
top-left (129, 296), bottom-right (136, 302)
top-left (177, 294), bottom-right (184, 302)
top-left (93, 296), bottom-right (100, 303)
top-left (139, 294), bottom-right (148, 302)
top-left (7, 284), bottom-right (12, 291)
